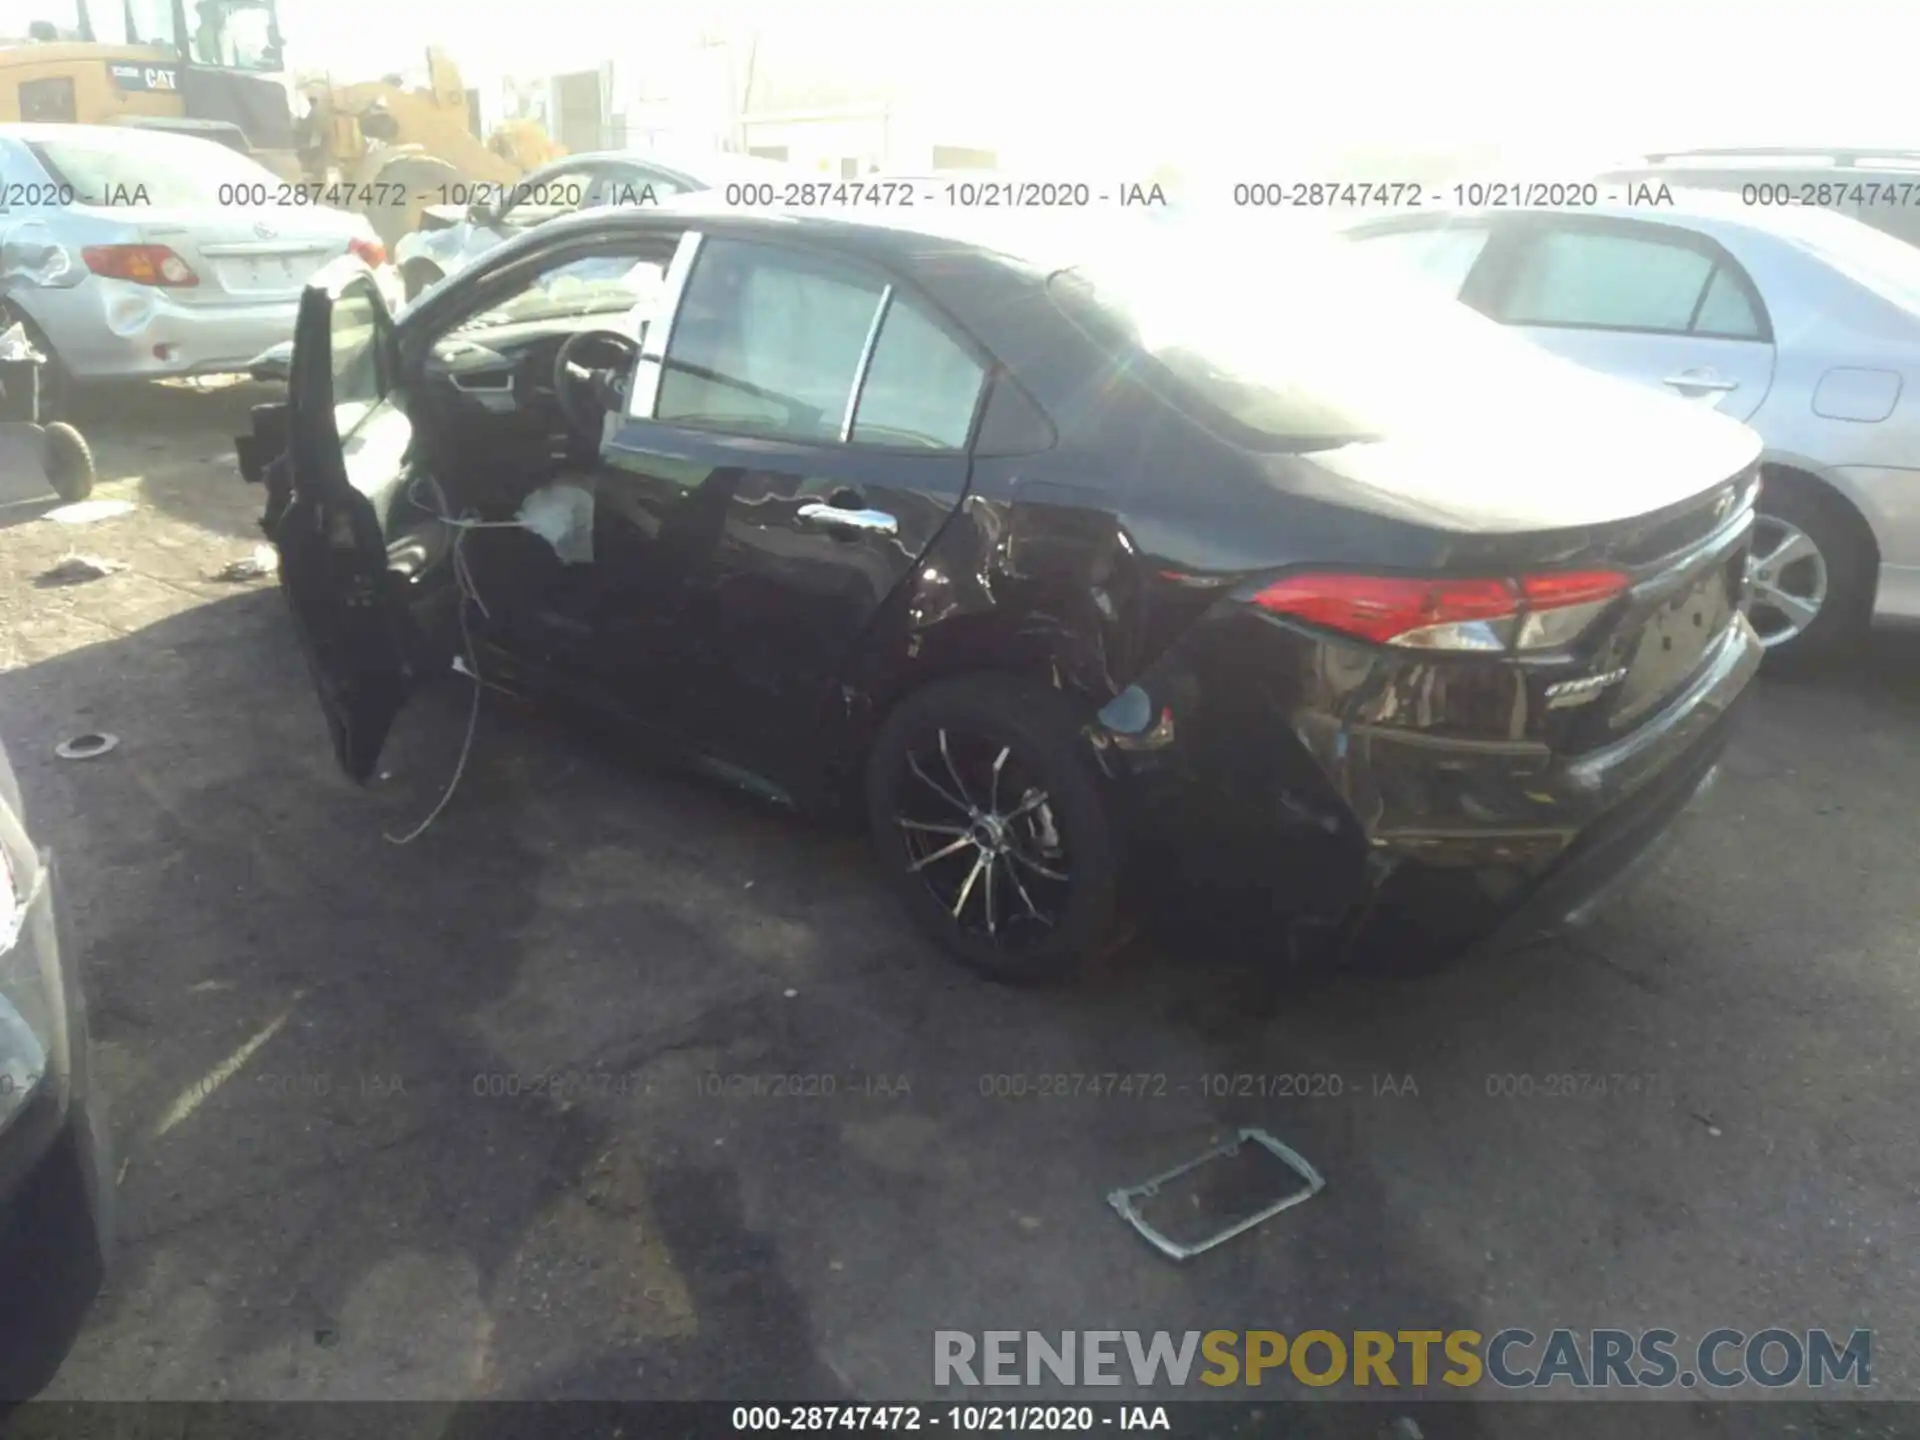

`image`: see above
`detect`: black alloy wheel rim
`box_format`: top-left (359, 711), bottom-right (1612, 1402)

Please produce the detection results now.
top-left (892, 727), bottom-right (1072, 951)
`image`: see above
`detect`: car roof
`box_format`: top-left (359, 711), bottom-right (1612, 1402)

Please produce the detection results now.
top-left (1341, 186), bottom-right (1904, 247)
top-left (2, 120), bottom-right (200, 145)
top-left (639, 188), bottom-right (1178, 272)
top-left (1619, 146), bottom-right (1920, 172)
top-left (540, 149), bottom-right (821, 187)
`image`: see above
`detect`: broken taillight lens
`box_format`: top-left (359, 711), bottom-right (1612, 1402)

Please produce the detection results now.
top-left (82, 244), bottom-right (198, 287)
top-left (1250, 569), bottom-right (1630, 652)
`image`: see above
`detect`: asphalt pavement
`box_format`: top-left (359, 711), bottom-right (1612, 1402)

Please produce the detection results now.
top-left (1, 383), bottom-right (1915, 1436)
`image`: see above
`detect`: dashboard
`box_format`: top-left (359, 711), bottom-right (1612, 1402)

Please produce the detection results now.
top-left (415, 311), bottom-right (641, 496)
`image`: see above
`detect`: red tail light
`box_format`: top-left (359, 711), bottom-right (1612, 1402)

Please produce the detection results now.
top-left (82, 244), bottom-right (198, 287)
top-left (349, 237), bottom-right (387, 267)
top-left (1251, 569), bottom-right (1630, 652)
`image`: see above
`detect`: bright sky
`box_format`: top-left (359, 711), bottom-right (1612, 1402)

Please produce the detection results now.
top-left (271, 0), bottom-right (1920, 170)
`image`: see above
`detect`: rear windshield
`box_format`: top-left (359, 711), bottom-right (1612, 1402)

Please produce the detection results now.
top-left (1049, 220), bottom-right (1571, 451)
top-left (28, 133), bottom-right (283, 207)
top-left (1773, 210), bottom-right (1920, 316)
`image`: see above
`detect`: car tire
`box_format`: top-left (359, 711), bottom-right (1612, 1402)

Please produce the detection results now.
top-left (864, 674), bottom-right (1118, 984)
top-left (1750, 475), bottom-right (1872, 666)
top-left (42, 423), bottom-right (94, 503)
top-left (401, 261), bottom-right (444, 303)
top-left (365, 157), bottom-right (463, 253)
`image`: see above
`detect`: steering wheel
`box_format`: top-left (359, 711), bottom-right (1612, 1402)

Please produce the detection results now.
top-left (552, 329), bottom-right (642, 443)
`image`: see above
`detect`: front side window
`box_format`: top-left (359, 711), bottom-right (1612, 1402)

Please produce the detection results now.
top-left (1346, 224), bottom-right (1491, 295)
top-left (656, 239), bottom-right (885, 443)
top-left (1498, 229), bottom-right (1718, 333)
top-left (330, 282), bottom-right (387, 440)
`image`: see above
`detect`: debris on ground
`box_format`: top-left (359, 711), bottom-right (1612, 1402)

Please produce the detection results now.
top-left (55, 732), bottom-right (119, 761)
top-left (1108, 1128), bottom-right (1326, 1260)
top-left (35, 553), bottom-right (127, 587)
top-left (210, 545), bottom-right (278, 582)
top-left (44, 498), bottom-right (135, 525)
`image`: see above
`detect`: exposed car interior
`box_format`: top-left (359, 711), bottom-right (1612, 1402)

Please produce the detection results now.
top-left (336, 237), bottom-right (681, 639)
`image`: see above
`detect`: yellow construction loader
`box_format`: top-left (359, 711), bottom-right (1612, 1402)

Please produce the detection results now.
top-left (3, 1), bottom-right (563, 247)
top-left (294, 49), bottom-right (568, 249)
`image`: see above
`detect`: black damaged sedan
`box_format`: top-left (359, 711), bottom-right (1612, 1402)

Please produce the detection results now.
top-left (239, 199), bottom-right (1763, 981)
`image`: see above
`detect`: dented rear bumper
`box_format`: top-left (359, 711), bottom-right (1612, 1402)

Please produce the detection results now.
top-left (1095, 606), bottom-right (1762, 961)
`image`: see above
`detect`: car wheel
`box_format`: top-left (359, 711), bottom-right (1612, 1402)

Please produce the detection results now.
top-left (1749, 477), bottom-right (1871, 663)
top-left (365, 157), bottom-right (463, 252)
top-left (42, 422), bottom-right (94, 502)
top-left (402, 261), bottom-right (444, 303)
top-left (864, 675), bottom-right (1118, 983)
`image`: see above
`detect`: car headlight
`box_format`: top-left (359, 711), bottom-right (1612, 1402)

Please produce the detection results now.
top-left (0, 843), bottom-right (50, 1137)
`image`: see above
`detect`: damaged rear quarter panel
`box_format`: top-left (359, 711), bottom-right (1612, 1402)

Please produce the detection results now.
top-left (812, 456), bottom-right (1156, 804)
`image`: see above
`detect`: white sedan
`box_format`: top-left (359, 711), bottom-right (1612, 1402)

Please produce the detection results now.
top-left (1340, 192), bottom-right (1920, 662)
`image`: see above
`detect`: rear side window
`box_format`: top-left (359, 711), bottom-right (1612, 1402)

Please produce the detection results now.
top-left (657, 238), bottom-right (885, 442)
top-left (1346, 225), bottom-right (1491, 295)
top-left (1499, 230), bottom-right (1716, 332)
top-left (1494, 227), bottom-right (1765, 339)
top-left (850, 297), bottom-right (986, 449)
top-left (1691, 267), bottom-right (1763, 338)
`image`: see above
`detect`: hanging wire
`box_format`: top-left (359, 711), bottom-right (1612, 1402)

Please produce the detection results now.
top-left (384, 473), bottom-right (523, 846)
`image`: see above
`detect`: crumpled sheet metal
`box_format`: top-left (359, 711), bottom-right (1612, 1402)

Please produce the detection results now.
top-left (1, 220), bottom-right (74, 292)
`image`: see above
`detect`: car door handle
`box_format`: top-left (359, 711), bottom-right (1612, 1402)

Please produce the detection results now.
top-left (1663, 371), bottom-right (1739, 394)
top-left (797, 501), bottom-right (898, 537)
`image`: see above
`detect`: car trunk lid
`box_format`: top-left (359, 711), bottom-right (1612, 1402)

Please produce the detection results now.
top-left (1253, 365), bottom-right (1762, 747)
top-left (127, 205), bottom-right (363, 304)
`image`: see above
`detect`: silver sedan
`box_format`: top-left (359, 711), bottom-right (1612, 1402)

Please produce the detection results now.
top-left (1340, 193), bottom-right (1920, 661)
top-left (393, 150), bottom-right (815, 301)
top-left (0, 123), bottom-right (397, 411)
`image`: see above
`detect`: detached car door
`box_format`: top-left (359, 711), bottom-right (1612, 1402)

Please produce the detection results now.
top-left (262, 257), bottom-right (427, 782)
top-left (601, 232), bottom-right (989, 781)
top-left (1470, 215), bottom-right (1777, 421)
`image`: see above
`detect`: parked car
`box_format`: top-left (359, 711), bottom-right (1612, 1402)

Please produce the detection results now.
top-left (1594, 148), bottom-right (1920, 251)
top-left (0, 734), bottom-right (111, 1402)
top-left (239, 200), bottom-right (1762, 981)
top-left (0, 123), bottom-right (397, 414)
top-left (393, 150), bottom-right (816, 301)
top-left (1340, 194), bottom-right (1920, 661)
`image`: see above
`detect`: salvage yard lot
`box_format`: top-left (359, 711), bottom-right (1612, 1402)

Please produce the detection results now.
top-left (3, 384), bottom-right (1918, 1426)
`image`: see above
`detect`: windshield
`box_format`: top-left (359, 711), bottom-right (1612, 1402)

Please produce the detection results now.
top-left (29, 130), bottom-right (283, 205)
top-left (0, 0), bottom-right (85, 41)
top-left (1052, 218), bottom-right (1575, 449)
top-left (186, 0), bottom-right (281, 70)
top-left (453, 256), bottom-right (668, 335)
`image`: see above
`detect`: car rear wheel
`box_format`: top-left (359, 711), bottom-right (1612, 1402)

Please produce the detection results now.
top-left (864, 675), bottom-right (1118, 983)
top-left (1750, 477), bottom-right (1871, 664)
